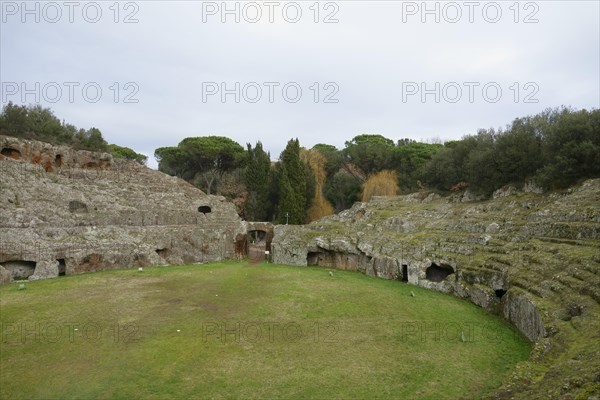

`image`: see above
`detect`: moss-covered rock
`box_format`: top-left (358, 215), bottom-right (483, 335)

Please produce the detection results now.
top-left (272, 179), bottom-right (600, 399)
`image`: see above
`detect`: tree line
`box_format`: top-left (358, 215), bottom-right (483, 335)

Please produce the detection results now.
top-left (422, 107), bottom-right (600, 193)
top-left (155, 106), bottom-right (599, 223)
top-left (154, 134), bottom-right (441, 222)
top-left (0, 102), bottom-right (147, 164)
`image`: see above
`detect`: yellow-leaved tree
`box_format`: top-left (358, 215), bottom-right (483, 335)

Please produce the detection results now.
top-left (301, 148), bottom-right (334, 222)
top-left (361, 170), bottom-right (399, 202)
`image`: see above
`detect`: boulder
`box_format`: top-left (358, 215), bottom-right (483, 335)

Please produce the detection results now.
top-left (485, 222), bottom-right (500, 233)
top-left (503, 289), bottom-right (546, 341)
top-left (493, 185), bottom-right (518, 199)
top-left (30, 260), bottom-right (59, 280)
top-left (0, 265), bottom-right (12, 284)
top-left (461, 189), bottom-right (487, 202)
top-left (523, 180), bottom-right (544, 194)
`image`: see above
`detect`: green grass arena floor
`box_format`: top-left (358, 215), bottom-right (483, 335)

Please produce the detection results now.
top-left (0, 261), bottom-right (530, 399)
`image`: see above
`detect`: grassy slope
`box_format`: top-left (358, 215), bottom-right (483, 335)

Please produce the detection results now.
top-left (0, 261), bottom-right (529, 399)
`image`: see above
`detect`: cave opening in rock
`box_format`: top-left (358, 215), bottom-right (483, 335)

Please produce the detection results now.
top-left (495, 289), bottom-right (507, 298)
top-left (401, 264), bottom-right (408, 282)
top-left (198, 206), bottom-right (212, 214)
top-left (3, 261), bottom-right (36, 279)
top-left (57, 259), bottom-right (66, 276)
top-left (55, 154), bottom-right (63, 167)
top-left (307, 252), bottom-right (321, 266)
top-left (1, 147), bottom-right (21, 160)
top-left (425, 262), bottom-right (454, 283)
top-left (155, 248), bottom-right (171, 258)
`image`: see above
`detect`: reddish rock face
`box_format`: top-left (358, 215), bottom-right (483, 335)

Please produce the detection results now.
top-left (0, 135), bottom-right (114, 171)
top-left (73, 253), bottom-right (105, 273)
top-left (30, 148), bottom-right (42, 164)
top-left (235, 233), bottom-right (248, 259)
top-left (0, 147), bottom-right (21, 160)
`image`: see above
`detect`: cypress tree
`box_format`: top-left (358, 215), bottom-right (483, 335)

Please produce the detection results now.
top-left (244, 142), bottom-right (271, 221)
top-left (278, 139), bottom-right (306, 224)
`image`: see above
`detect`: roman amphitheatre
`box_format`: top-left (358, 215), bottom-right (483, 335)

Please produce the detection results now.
top-left (0, 135), bottom-right (599, 399)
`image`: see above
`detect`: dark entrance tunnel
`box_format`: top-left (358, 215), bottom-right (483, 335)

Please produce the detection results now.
top-left (3, 261), bottom-right (36, 279)
top-left (57, 259), bottom-right (66, 276)
top-left (401, 264), bottom-right (408, 282)
top-left (198, 206), bottom-right (212, 214)
top-left (248, 230), bottom-right (268, 261)
top-left (307, 252), bottom-right (320, 266)
top-left (425, 262), bottom-right (454, 283)
top-left (1, 147), bottom-right (21, 160)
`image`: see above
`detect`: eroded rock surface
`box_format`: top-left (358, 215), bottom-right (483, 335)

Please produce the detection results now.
top-left (0, 135), bottom-right (247, 280)
top-left (272, 181), bottom-right (600, 399)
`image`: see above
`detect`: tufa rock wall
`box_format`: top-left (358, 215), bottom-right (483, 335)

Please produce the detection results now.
top-left (272, 181), bottom-right (600, 399)
top-left (0, 135), bottom-right (250, 281)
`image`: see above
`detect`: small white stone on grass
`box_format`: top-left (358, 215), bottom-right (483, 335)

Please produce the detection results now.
top-left (177, 329), bottom-right (181, 332)
top-left (18, 283), bottom-right (25, 290)
top-left (410, 291), bottom-right (415, 297)
top-left (138, 267), bottom-right (143, 272)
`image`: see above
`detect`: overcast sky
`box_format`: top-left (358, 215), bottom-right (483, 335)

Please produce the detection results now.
top-left (2, 1), bottom-right (599, 168)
